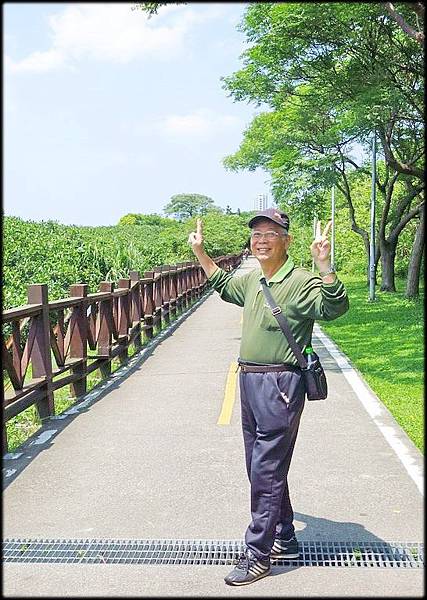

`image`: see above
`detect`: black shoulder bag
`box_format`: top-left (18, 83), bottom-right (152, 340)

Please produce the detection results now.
top-left (260, 277), bottom-right (328, 401)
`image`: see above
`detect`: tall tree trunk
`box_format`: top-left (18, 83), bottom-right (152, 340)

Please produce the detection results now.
top-left (380, 239), bottom-right (397, 291)
top-left (374, 248), bottom-right (380, 287)
top-left (405, 205), bottom-right (425, 298)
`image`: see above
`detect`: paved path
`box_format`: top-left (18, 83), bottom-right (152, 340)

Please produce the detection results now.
top-left (3, 258), bottom-right (424, 597)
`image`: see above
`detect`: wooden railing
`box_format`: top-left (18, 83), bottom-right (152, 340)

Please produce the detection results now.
top-left (2, 254), bottom-right (242, 451)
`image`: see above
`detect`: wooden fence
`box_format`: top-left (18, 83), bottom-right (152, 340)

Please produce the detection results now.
top-left (2, 254), bottom-right (242, 451)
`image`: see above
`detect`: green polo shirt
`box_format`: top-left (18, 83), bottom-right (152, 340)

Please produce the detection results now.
top-left (208, 256), bottom-right (349, 365)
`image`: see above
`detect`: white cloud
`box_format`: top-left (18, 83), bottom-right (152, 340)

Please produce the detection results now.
top-left (6, 48), bottom-right (68, 74)
top-left (5, 2), bottom-right (225, 74)
top-left (151, 109), bottom-right (242, 137)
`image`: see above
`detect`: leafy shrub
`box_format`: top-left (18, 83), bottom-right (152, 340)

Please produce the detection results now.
top-left (3, 214), bottom-right (248, 310)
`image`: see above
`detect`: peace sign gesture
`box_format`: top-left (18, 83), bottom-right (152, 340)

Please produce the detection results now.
top-left (310, 219), bottom-right (332, 265)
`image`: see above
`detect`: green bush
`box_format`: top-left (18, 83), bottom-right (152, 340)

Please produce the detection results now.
top-left (3, 214), bottom-right (249, 310)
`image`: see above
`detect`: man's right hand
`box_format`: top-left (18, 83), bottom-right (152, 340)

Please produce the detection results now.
top-left (188, 218), bottom-right (204, 255)
top-left (187, 218), bottom-right (218, 278)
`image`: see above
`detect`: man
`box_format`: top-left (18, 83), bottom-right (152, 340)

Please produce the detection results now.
top-left (188, 208), bottom-right (349, 586)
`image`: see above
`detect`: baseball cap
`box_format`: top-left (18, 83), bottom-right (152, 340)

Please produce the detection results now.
top-left (248, 208), bottom-right (290, 232)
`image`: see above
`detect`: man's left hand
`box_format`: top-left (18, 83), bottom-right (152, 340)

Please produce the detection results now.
top-left (310, 220), bottom-right (332, 267)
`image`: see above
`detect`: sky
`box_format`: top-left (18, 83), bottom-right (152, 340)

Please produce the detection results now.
top-left (3, 2), bottom-right (276, 226)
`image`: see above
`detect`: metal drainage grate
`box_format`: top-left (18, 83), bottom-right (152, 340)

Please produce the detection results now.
top-left (2, 539), bottom-right (423, 568)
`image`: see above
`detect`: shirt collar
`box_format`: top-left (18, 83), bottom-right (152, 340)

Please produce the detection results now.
top-left (259, 256), bottom-right (295, 285)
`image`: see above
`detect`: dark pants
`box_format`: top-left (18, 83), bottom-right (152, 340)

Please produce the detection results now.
top-left (239, 369), bottom-right (305, 561)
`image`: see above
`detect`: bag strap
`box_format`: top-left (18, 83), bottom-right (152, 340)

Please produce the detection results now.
top-left (260, 277), bottom-right (308, 369)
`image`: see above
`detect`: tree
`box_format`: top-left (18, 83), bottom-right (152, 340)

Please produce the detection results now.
top-left (163, 193), bottom-right (222, 220)
top-left (405, 205), bottom-right (424, 298)
top-left (133, 2), bottom-right (424, 294)
top-left (185, 212), bottom-right (248, 257)
top-left (118, 213), bottom-right (174, 227)
top-left (132, 3), bottom-right (185, 17)
top-left (221, 2), bottom-right (424, 294)
top-left (382, 2), bottom-right (424, 44)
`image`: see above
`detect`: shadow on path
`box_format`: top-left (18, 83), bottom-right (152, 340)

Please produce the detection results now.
top-left (270, 511), bottom-right (398, 576)
top-left (3, 290), bottom-right (215, 491)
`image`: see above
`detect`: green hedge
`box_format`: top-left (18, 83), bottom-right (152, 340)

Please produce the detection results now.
top-left (3, 214), bottom-right (250, 310)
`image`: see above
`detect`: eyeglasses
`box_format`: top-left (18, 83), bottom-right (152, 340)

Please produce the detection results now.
top-left (250, 231), bottom-right (286, 241)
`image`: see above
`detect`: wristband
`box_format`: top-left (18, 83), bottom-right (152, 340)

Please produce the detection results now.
top-left (319, 267), bottom-right (336, 277)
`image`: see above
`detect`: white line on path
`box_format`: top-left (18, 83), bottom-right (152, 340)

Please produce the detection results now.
top-left (314, 324), bottom-right (423, 496)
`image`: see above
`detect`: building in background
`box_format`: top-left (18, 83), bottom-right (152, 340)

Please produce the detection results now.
top-left (254, 193), bottom-right (269, 211)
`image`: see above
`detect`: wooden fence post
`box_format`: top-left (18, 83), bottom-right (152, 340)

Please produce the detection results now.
top-left (130, 271), bottom-right (142, 351)
top-left (192, 262), bottom-right (199, 300)
top-left (97, 282), bottom-right (113, 378)
top-left (194, 264), bottom-right (199, 298)
top-left (69, 284), bottom-right (88, 398)
top-left (185, 263), bottom-right (191, 309)
top-left (189, 262), bottom-right (197, 301)
top-left (117, 278), bottom-right (131, 364)
top-left (161, 266), bottom-right (170, 326)
top-left (143, 272), bottom-right (155, 340)
top-left (27, 284), bottom-right (55, 421)
top-left (169, 266), bottom-right (177, 319)
top-left (153, 269), bottom-right (163, 332)
top-left (176, 263), bottom-right (184, 312)
top-left (185, 262), bottom-right (192, 305)
top-left (197, 264), bottom-right (203, 295)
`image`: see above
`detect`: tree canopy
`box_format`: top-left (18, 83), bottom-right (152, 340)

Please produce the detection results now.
top-left (221, 2), bottom-right (424, 293)
top-left (163, 193), bottom-right (223, 220)
top-left (131, 1), bottom-right (424, 296)
top-left (118, 213), bottom-right (176, 227)
top-left (132, 2), bottom-right (185, 17)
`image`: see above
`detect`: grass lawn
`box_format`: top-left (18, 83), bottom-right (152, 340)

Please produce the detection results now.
top-left (320, 275), bottom-right (424, 454)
